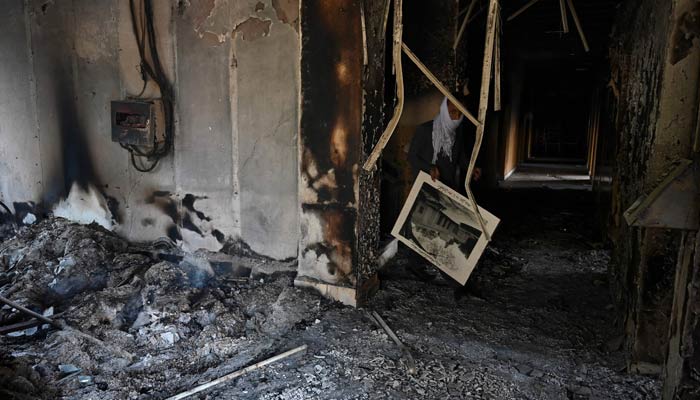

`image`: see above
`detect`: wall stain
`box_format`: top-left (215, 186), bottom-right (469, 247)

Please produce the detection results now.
top-left (183, 193), bottom-right (211, 221)
top-left (146, 191), bottom-right (217, 240)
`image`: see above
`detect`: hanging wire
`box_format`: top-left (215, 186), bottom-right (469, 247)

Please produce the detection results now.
top-left (125, 0), bottom-right (174, 172)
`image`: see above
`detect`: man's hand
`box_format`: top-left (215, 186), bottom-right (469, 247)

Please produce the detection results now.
top-left (430, 165), bottom-right (440, 182)
top-left (472, 167), bottom-right (482, 182)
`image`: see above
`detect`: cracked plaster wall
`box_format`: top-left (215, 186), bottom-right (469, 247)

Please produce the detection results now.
top-left (0, 0), bottom-right (300, 260)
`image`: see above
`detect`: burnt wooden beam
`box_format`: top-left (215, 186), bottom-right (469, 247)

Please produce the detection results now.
top-left (559, 0), bottom-right (570, 32)
top-left (507, 0), bottom-right (541, 21)
top-left (0, 295), bottom-right (61, 329)
top-left (566, 0), bottom-right (590, 52)
top-left (363, 0), bottom-right (404, 172)
top-left (454, 0), bottom-right (477, 50)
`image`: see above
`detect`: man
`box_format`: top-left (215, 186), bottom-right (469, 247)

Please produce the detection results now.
top-left (408, 96), bottom-right (481, 191)
top-left (406, 95), bottom-right (483, 300)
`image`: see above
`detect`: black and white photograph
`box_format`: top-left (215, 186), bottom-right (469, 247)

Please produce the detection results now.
top-left (392, 171), bottom-right (500, 285)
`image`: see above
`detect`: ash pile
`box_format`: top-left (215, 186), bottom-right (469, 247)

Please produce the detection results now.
top-left (0, 217), bottom-right (320, 399)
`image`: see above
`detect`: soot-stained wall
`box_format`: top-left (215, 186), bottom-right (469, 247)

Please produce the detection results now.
top-left (608, 0), bottom-right (672, 368)
top-left (0, 0), bottom-right (300, 260)
top-left (608, 0), bottom-right (700, 369)
top-left (298, 0), bottom-right (363, 289)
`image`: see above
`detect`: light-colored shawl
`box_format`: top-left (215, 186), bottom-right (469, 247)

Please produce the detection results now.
top-left (431, 97), bottom-right (463, 163)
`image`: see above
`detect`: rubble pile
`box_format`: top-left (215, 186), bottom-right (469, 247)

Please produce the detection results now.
top-left (0, 217), bottom-right (321, 399)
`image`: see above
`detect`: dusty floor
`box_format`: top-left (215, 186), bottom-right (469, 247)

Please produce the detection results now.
top-left (0, 190), bottom-right (659, 399)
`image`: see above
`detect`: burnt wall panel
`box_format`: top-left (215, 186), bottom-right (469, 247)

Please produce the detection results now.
top-left (298, 0), bottom-right (363, 288)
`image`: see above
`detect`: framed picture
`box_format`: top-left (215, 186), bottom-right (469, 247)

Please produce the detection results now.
top-left (391, 171), bottom-right (500, 285)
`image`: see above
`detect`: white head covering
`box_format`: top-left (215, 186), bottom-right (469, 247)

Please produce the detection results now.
top-left (431, 97), bottom-right (463, 163)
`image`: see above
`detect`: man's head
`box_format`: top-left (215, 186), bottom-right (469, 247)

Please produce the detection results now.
top-left (446, 99), bottom-right (461, 121)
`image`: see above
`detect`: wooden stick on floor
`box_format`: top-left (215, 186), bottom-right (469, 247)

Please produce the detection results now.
top-left (566, 0), bottom-right (589, 52)
top-left (363, 0), bottom-right (404, 172)
top-left (166, 345), bottom-right (308, 400)
top-left (370, 311), bottom-right (416, 374)
top-left (0, 295), bottom-right (61, 329)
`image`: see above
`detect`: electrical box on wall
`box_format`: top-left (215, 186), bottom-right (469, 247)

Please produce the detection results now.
top-left (111, 100), bottom-right (165, 147)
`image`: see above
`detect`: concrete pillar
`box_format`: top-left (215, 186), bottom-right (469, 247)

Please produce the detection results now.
top-left (296, 0), bottom-right (386, 306)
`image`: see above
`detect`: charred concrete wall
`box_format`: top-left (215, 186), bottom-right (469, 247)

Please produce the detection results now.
top-left (0, 0), bottom-right (300, 260)
top-left (608, 0), bottom-right (700, 370)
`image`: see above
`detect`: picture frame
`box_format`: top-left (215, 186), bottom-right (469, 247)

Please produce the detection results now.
top-left (391, 171), bottom-right (500, 285)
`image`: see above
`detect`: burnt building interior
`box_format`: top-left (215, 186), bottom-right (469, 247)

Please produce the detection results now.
top-left (0, 0), bottom-right (698, 399)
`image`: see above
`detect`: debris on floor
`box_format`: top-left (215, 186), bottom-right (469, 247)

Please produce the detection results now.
top-left (0, 191), bottom-right (661, 399)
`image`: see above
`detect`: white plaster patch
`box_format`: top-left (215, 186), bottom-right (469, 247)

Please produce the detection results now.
top-left (300, 174), bottom-right (318, 203)
top-left (312, 169), bottom-right (337, 193)
top-left (53, 183), bottom-right (115, 230)
top-left (300, 211), bottom-right (324, 244)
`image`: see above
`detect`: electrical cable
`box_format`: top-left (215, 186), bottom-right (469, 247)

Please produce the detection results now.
top-left (126, 0), bottom-right (174, 172)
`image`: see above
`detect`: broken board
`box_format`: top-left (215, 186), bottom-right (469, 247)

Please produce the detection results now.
top-left (392, 172), bottom-right (500, 285)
